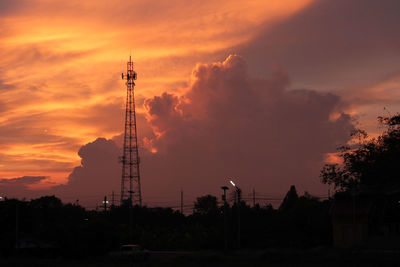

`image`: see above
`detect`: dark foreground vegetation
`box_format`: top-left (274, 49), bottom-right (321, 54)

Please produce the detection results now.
top-left (0, 189), bottom-right (331, 259)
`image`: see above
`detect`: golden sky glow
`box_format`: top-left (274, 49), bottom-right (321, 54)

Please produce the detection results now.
top-left (2, 0), bottom-right (400, 203)
top-left (0, 0), bottom-right (314, 185)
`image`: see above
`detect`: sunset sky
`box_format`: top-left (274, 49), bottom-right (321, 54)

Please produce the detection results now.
top-left (1, 0), bottom-right (399, 207)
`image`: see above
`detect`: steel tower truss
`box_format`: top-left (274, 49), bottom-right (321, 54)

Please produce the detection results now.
top-left (120, 56), bottom-right (142, 206)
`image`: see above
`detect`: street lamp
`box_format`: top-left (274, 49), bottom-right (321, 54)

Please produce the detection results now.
top-left (229, 179), bottom-right (241, 249)
top-left (229, 180), bottom-right (241, 204)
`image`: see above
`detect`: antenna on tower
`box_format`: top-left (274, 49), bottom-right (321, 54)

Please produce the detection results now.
top-left (120, 56), bottom-right (142, 206)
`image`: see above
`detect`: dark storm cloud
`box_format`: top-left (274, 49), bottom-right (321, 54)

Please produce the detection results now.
top-left (53, 55), bottom-right (354, 206)
top-left (140, 55), bottom-right (354, 198)
top-left (52, 138), bottom-right (121, 200)
top-left (0, 176), bottom-right (48, 198)
top-left (239, 0), bottom-right (400, 89)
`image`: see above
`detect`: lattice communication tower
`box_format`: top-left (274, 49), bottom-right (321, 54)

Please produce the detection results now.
top-left (120, 56), bottom-right (142, 206)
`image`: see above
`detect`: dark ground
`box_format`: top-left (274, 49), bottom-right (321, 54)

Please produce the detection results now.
top-left (1, 248), bottom-right (400, 267)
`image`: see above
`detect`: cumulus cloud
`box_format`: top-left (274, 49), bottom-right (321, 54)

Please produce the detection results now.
top-left (140, 55), bottom-right (354, 199)
top-left (51, 55), bottom-right (354, 206)
top-left (52, 138), bottom-right (121, 203)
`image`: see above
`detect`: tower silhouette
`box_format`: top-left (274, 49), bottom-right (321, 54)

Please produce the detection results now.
top-left (120, 56), bottom-right (142, 206)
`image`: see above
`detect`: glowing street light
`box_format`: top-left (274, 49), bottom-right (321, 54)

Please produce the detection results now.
top-left (229, 178), bottom-right (241, 249)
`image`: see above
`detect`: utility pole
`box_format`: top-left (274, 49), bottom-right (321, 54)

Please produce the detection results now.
top-left (180, 189), bottom-right (183, 214)
top-left (121, 56), bottom-right (142, 207)
top-left (111, 191), bottom-right (115, 207)
top-left (221, 186), bottom-right (229, 251)
top-left (253, 189), bottom-right (256, 207)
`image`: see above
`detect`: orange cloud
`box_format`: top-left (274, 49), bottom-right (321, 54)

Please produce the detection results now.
top-left (0, 0), bottom-right (313, 185)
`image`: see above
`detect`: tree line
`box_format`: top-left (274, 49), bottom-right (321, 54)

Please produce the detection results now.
top-left (0, 188), bottom-right (331, 258)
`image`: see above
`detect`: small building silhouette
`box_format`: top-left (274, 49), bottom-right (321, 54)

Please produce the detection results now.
top-left (332, 185), bottom-right (400, 249)
top-left (331, 194), bottom-right (372, 247)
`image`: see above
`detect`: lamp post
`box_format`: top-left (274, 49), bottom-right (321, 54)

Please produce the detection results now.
top-left (221, 186), bottom-right (229, 251)
top-left (230, 180), bottom-right (241, 249)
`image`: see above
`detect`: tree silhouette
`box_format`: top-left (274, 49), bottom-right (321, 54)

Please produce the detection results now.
top-left (193, 195), bottom-right (219, 215)
top-left (321, 114), bottom-right (400, 192)
top-left (279, 185), bottom-right (299, 211)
